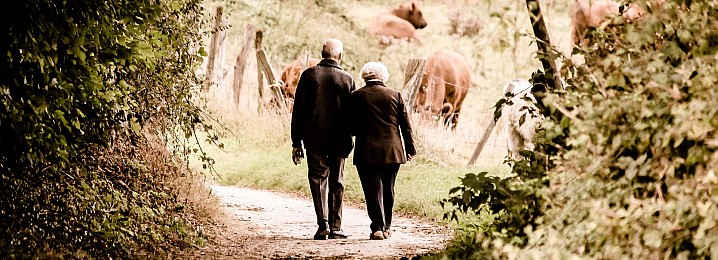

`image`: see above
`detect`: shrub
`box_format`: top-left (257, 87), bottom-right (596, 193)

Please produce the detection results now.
top-left (0, 0), bottom-right (216, 257)
top-left (441, 0), bottom-right (718, 258)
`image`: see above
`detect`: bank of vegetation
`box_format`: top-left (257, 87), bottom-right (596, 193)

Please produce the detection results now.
top-left (440, 0), bottom-right (718, 258)
top-left (1, 0), bottom-right (220, 257)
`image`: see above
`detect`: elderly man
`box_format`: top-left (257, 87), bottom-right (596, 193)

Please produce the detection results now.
top-left (290, 39), bottom-right (356, 240)
top-left (350, 62), bottom-right (416, 240)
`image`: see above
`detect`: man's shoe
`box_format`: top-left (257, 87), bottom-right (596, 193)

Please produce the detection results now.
top-left (369, 230), bottom-right (384, 240)
top-left (383, 229), bottom-right (392, 239)
top-left (329, 230), bottom-right (349, 239)
top-left (314, 228), bottom-right (330, 240)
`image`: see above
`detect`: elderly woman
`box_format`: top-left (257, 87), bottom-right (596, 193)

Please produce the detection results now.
top-left (349, 62), bottom-right (416, 240)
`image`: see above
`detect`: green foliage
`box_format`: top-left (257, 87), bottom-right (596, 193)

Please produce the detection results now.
top-left (440, 149), bottom-right (550, 257)
top-left (438, 1), bottom-right (716, 258)
top-left (488, 0), bottom-right (718, 258)
top-left (0, 0), bottom-right (215, 257)
top-left (438, 69), bottom-right (555, 258)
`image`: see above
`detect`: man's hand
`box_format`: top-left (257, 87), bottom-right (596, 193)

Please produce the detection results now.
top-left (407, 154), bottom-right (414, 162)
top-left (292, 147), bottom-right (304, 165)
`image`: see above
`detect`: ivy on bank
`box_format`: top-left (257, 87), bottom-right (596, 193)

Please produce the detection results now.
top-left (0, 0), bottom-right (216, 257)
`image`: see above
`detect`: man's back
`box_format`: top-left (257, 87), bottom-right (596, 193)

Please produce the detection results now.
top-left (291, 58), bottom-right (355, 157)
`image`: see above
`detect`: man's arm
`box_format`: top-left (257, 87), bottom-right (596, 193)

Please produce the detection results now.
top-left (291, 71), bottom-right (309, 149)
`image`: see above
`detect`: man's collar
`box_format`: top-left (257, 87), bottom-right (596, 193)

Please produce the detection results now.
top-left (318, 58), bottom-right (342, 70)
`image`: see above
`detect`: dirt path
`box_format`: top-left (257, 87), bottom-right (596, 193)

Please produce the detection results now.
top-left (189, 185), bottom-right (453, 259)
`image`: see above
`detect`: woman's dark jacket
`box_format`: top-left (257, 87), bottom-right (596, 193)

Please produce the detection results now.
top-left (349, 80), bottom-right (416, 165)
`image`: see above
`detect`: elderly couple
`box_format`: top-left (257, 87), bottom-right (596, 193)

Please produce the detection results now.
top-left (290, 38), bottom-right (416, 241)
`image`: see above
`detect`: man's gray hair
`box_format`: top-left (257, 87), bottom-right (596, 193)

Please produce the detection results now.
top-left (322, 39), bottom-right (343, 59)
top-left (360, 62), bottom-right (389, 82)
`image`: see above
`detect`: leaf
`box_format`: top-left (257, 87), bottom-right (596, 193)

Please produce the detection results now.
top-left (54, 110), bottom-right (68, 125)
top-left (462, 190), bottom-right (473, 205)
top-left (131, 120), bottom-right (141, 134)
top-left (448, 186), bottom-right (462, 194)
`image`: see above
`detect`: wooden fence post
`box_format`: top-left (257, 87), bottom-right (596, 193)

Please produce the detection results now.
top-left (232, 23), bottom-right (255, 110)
top-left (203, 6), bottom-right (224, 92)
top-left (254, 33), bottom-right (286, 112)
top-left (301, 50), bottom-right (311, 70)
top-left (467, 118), bottom-right (497, 165)
top-left (258, 50), bottom-right (286, 112)
top-left (401, 59), bottom-right (426, 112)
top-left (255, 30), bottom-right (265, 111)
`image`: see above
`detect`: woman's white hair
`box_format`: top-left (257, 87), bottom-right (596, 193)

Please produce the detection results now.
top-left (360, 62), bottom-right (389, 82)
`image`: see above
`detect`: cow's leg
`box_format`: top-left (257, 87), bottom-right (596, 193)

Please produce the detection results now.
top-left (448, 111), bottom-right (459, 130)
top-left (429, 79), bottom-right (446, 125)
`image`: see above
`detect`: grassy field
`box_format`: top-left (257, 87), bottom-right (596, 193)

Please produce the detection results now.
top-left (192, 0), bottom-right (575, 223)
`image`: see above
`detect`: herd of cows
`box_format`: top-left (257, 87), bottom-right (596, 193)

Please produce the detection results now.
top-left (276, 0), bottom-right (662, 158)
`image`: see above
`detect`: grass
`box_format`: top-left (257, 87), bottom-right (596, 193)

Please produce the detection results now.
top-left (192, 0), bottom-right (575, 227)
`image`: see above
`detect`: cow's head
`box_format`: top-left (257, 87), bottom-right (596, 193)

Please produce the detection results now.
top-left (392, 1), bottom-right (427, 29)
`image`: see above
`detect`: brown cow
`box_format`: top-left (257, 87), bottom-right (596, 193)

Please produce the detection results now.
top-left (571, 0), bottom-right (651, 47)
top-left (278, 57), bottom-right (320, 109)
top-left (368, 1), bottom-right (428, 45)
top-left (414, 50), bottom-right (471, 129)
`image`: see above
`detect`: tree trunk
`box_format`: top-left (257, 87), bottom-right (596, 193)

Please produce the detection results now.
top-left (525, 0), bottom-right (561, 91)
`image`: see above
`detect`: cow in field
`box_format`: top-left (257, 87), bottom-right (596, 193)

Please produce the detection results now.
top-left (368, 0), bottom-right (428, 45)
top-left (414, 50), bottom-right (471, 129)
top-left (571, 0), bottom-right (653, 47)
top-left (278, 57), bottom-right (320, 109)
top-left (501, 79), bottom-right (543, 160)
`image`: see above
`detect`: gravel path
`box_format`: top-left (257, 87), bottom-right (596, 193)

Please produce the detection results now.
top-left (189, 185), bottom-right (453, 259)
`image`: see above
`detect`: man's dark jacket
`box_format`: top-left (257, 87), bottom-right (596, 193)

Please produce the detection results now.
top-left (291, 58), bottom-right (356, 157)
top-left (350, 80), bottom-right (416, 165)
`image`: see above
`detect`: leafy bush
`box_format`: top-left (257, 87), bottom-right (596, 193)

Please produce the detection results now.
top-left (438, 71), bottom-right (554, 258)
top-left (0, 0), bottom-right (216, 257)
top-left (441, 0), bottom-right (718, 258)
top-left (507, 1), bottom-right (718, 257)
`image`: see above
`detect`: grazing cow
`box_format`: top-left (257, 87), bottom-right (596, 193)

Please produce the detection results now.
top-left (502, 79), bottom-right (544, 160)
top-left (368, 0), bottom-right (428, 45)
top-left (278, 57), bottom-right (320, 109)
top-left (414, 50), bottom-right (471, 129)
top-left (571, 0), bottom-right (650, 47)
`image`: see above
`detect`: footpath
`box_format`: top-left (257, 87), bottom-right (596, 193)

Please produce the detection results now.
top-left (187, 185), bottom-right (453, 259)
